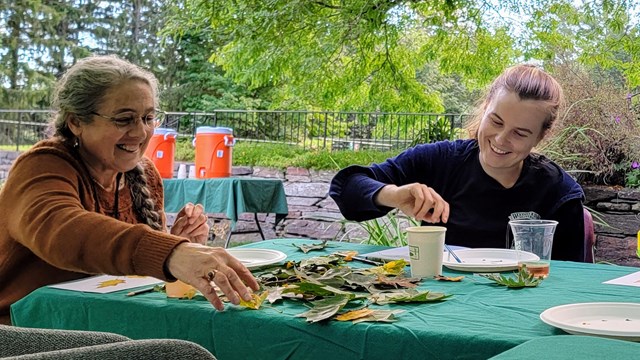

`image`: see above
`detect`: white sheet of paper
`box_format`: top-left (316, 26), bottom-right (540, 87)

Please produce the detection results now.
top-left (49, 275), bottom-right (163, 293)
top-left (603, 271), bottom-right (640, 288)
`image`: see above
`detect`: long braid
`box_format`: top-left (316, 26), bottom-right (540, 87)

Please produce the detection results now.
top-left (126, 164), bottom-right (163, 231)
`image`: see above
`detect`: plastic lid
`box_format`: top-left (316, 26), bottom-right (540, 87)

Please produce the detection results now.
top-left (196, 126), bottom-right (233, 135)
top-left (153, 128), bottom-right (178, 135)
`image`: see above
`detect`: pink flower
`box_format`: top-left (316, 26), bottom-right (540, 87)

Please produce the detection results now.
top-left (627, 93), bottom-right (633, 100)
top-left (615, 116), bottom-right (621, 124)
top-left (633, 161), bottom-right (640, 169)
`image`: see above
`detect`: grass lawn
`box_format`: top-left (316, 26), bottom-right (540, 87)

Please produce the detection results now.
top-left (0, 145), bottom-right (32, 151)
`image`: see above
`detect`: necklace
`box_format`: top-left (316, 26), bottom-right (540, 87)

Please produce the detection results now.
top-left (91, 175), bottom-right (125, 191)
top-left (89, 172), bottom-right (124, 220)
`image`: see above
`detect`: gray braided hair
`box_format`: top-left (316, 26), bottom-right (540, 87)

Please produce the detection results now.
top-left (125, 164), bottom-right (163, 231)
top-left (49, 54), bottom-right (163, 230)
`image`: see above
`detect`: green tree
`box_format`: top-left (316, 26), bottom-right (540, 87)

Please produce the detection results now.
top-left (161, 29), bottom-right (272, 112)
top-left (0, 0), bottom-right (92, 108)
top-left (523, 0), bottom-right (640, 86)
top-left (164, 0), bottom-right (521, 112)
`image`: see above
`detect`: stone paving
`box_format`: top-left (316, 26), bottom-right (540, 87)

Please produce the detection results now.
top-left (189, 165), bottom-right (371, 248)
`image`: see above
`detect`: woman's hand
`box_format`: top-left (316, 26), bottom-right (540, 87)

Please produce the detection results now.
top-left (170, 203), bottom-right (209, 244)
top-left (165, 242), bottom-right (260, 311)
top-left (375, 183), bottom-right (450, 223)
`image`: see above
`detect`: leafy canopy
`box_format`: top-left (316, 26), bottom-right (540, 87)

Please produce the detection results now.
top-left (164, 0), bottom-right (520, 111)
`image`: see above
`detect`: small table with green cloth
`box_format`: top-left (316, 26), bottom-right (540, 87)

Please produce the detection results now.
top-left (163, 178), bottom-right (288, 247)
top-left (11, 240), bottom-right (640, 360)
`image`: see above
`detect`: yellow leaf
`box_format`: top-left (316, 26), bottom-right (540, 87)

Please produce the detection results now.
top-left (383, 259), bottom-right (408, 274)
top-left (180, 288), bottom-right (198, 300)
top-left (96, 279), bottom-right (125, 288)
top-left (239, 291), bottom-right (268, 310)
top-left (335, 308), bottom-right (374, 321)
top-left (341, 251), bottom-right (358, 261)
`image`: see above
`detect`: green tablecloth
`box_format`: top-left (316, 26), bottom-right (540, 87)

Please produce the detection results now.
top-left (11, 240), bottom-right (640, 360)
top-left (162, 178), bottom-right (288, 228)
top-left (488, 335), bottom-right (640, 359)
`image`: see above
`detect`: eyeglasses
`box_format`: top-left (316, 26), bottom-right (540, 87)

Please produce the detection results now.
top-left (90, 110), bottom-right (165, 132)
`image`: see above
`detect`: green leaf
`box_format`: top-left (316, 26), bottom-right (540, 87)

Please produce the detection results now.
top-left (296, 294), bottom-right (355, 322)
top-left (293, 240), bottom-right (331, 253)
top-left (476, 266), bottom-right (543, 288)
top-left (370, 289), bottom-right (451, 305)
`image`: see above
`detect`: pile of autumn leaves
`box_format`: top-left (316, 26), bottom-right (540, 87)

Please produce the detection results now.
top-left (237, 252), bottom-right (451, 323)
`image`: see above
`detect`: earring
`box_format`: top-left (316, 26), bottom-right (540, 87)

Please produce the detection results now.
top-left (74, 138), bottom-right (79, 148)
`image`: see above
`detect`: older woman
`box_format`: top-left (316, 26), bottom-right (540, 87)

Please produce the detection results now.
top-left (0, 55), bottom-right (258, 325)
top-left (330, 64), bottom-right (586, 262)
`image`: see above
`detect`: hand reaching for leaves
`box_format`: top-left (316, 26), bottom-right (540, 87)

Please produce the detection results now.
top-left (170, 202), bottom-right (209, 244)
top-left (375, 183), bottom-right (450, 223)
top-left (165, 242), bottom-right (260, 310)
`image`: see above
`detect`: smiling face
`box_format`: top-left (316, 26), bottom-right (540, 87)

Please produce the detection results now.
top-left (477, 89), bottom-right (550, 187)
top-left (68, 79), bottom-right (155, 186)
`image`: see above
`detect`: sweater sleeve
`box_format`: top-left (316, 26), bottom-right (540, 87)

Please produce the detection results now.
top-left (329, 142), bottom-right (452, 222)
top-left (5, 151), bottom-right (186, 280)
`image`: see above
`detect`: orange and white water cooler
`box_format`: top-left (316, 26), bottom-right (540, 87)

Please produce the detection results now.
top-left (144, 128), bottom-right (178, 178)
top-left (193, 126), bottom-right (236, 178)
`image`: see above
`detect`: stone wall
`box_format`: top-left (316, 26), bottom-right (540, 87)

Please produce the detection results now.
top-left (0, 150), bottom-right (20, 182)
top-left (584, 186), bottom-right (640, 266)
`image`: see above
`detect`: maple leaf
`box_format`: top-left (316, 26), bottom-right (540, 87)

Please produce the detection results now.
top-left (239, 291), bottom-right (268, 310)
top-left (293, 240), bottom-right (330, 253)
top-left (362, 259), bottom-right (408, 276)
top-left (374, 274), bottom-right (419, 289)
top-left (335, 308), bottom-right (374, 321)
top-left (96, 279), bottom-right (125, 288)
top-left (284, 281), bottom-right (353, 297)
top-left (299, 255), bottom-right (341, 269)
top-left (434, 275), bottom-right (465, 282)
top-left (295, 266), bottom-right (350, 288)
top-left (370, 289), bottom-right (451, 305)
top-left (352, 310), bottom-right (405, 324)
top-left (296, 294), bottom-right (355, 322)
top-left (476, 267), bottom-right (543, 289)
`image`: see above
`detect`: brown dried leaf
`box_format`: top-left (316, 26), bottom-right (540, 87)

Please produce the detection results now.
top-left (374, 274), bottom-right (419, 289)
top-left (434, 275), bottom-right (465, 282)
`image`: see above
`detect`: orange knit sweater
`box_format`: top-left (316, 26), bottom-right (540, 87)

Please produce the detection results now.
top-left (0, 139), bottom-right (187, 324)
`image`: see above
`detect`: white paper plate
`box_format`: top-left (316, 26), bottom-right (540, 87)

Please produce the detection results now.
top-left (226, 248), bottom-right (287, 269)
top-left (442, 248), bottom-right (539, 272)
top-left (540, 302), bottom-right (640, 341)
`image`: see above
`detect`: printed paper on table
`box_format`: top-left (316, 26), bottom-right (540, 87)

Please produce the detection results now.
top-left (49, 275), bottom-right (163, 293)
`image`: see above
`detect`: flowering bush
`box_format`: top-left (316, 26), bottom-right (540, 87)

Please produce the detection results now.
top-left (538, 64), bottom-right (640, 187)
top-left (626, 161), bottom-right (640, 188)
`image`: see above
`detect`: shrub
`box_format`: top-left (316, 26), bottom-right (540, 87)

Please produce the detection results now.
top-left (538, 63), bottom-right (640, 187)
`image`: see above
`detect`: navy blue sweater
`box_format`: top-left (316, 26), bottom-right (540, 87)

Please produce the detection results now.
top-left (329, 139), bottom-right (586, 262)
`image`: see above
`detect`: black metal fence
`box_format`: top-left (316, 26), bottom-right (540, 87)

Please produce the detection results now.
top-left (0, 109), bottom-right (469, 151)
